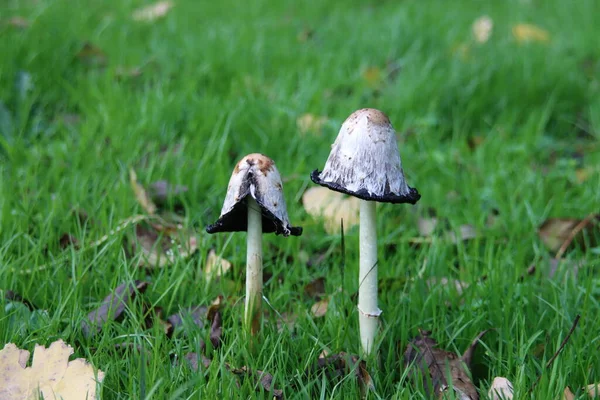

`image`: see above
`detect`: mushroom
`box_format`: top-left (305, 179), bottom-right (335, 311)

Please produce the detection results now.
top-left (311, 108), bottom-right (420, 355)
top-left (207, 153), bottom-right (302, 334)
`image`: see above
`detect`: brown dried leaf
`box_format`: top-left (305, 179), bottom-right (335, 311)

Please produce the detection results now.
top-left (76, 42), bottom-right (107, 67)
top-left (488, 377), bottom-right (514, 400)
top-left (538, 216), bottom-right (599, 253)
top-left (132, 1), bottom-right (174, 22)
top-left (563, 386), bottom-right (576, 400)
top-left (0, 340), bottom-right (104, 399)
top-left (184, 352), bottom-right (212, 372)
top-left (209, 311), bottom-right (223, 349)
top-left (59, 233), bottom-right (79, 250)
top-left (512, 24), bottom-right (550, 43)
top-left (204, 249), bottom-right (232, 281)
top-left (167, 305), bottom-right (208, 330)
top-left (302, 187), bottom-right (359, 234)
top-left (313, 352), bottom-right (374, 393)
top-left (311, 297), bottom-right (329, 318)
top-left (129, 169), bottom-right (157, 215)
top-left (403, 330), bottom-right (487, 399)
top-left (304, 277), bottom-right (326, 299)
top-left (230, 366), bottom-right (283, 399)
top-left (81, 280), bottom-right (149, 337)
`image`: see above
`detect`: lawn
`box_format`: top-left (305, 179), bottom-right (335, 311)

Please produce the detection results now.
top-left (1, 0), bottom-right (600, 398)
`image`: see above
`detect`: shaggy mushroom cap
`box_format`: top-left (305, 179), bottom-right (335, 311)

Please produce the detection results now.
top-left (311, 108), bottom-right (420, 204)
top-left (206, 153), bottom-right (302, 236)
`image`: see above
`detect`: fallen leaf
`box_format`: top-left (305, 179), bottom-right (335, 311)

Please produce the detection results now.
top-left (6, 16), bottom-right (29, 29)
top-left (209, 311), bottom-right (223, 349)
top-left (512, 23), bottom-right (550, 43)
top-left (184, 352), bottom-right (212, 371)
top-left (76, 42), bottom-right (107, 67)
top-left (304, 277), bottom-right (326, 299)
top-left (404, 330), bottom-right (489, 399)
top-left (472, 16), bottom-right (493, 43)
top-left (129, 169), bottom-right (157, 215)
top-left (311, 297), bottom-right (329, 318)
top-left (231, 366), bottom-right (283, 399)
top-left (204, 249), bottom-right (232, 281)
top-left (132, 223), bottom-right (198, 268)
top-left (361, 66), bottom-right (384, 89)
top-left (297, 114), bottom-right (327, 136)
top-left (132, 1), bottom-right (174, 22)
top-left (59, 233), bottom-right (79, 250)
top-left (538, 216), bottom-right (599, 254)
top-left (313, 352), bottom-right (374, 393)
top-left (0, 339), bottom-right (104, 400)
top-left (488, 377), bottom-right (514, 400)
top-left (302, 187), bottom-right (359, 234)
top-left (167, 305), bottom-right (208, 330)
top-left (81, 280), bottom-right (149, 337)
top-left (586, 383), bottom-right (600, 398)
top-left (563, 386), bottom-right (576, 400)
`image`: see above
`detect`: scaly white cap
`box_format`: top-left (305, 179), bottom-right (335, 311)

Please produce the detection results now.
top-left (311, 108), bottom-right (420, 204)
top-left (206, 153), bottom-right (302, 236)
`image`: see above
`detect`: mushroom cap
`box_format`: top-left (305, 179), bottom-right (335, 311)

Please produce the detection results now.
top-left (206, 153), bottom-right (302, 236)
top-left (311, 108), bottom-right (420, 204)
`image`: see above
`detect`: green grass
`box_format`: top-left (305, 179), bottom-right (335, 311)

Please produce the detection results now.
top-left (1, 0), bottom-right (600, 398)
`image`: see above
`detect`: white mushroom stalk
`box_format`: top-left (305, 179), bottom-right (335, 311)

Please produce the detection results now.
top-left (207, 153), bottom-right (302, 335)
top-left (311, 108), bottom-right (420, 355)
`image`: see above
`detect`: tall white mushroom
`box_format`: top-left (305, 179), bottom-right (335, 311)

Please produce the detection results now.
top-left (311, 108), bottom-right (420, 355)
top-left (207, 153), bottom-right (302, 334)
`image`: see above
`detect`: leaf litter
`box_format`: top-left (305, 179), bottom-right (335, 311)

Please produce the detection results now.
top-left (0, 339), bottom-right (104, 400)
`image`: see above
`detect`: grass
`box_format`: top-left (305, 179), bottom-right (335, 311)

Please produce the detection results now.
top-left (1, 0), bottom-right (600, 398)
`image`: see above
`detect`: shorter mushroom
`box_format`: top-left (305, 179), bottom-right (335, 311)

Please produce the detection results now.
top-left (311, 108), bottom-right (420, 355)
top-left (207, 153), bottom-right (302, 334)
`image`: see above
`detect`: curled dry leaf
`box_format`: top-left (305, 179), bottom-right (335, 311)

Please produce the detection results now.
top-left (403, 330), bottom-right (489, 400)
top-left (209, 311), bottom-right (223, 349)
top-left (472, 16), bottom-right (493, 43)
top-left (297, 114), bottom-right (327, 136)
top-left (311, 297), bottom-right (329, 318)
top-left (488, 377), bottom-right (514, 400)
top-left (302, 187), bottom-right (359, 234)
top-left (129, 169), bottom-right (157, 215)
top-left (512, 23), bottom-right (550, 43)
top-left (537, 215), bottom-right (599, 253)
top-left (304, 277), bottom-right (326, 299)
top-left (0, 339), bottom-right (104, 400)
top-left (81, 280), bottom-right (149, 338)
top-left (204, 249), bottom-right (232, 281)
top-left (314, 352), bottom-right (374, 393)
top-left (132, 1), bottom-right (174, 22)
top-left (167, 305), bottom-right (208, 330)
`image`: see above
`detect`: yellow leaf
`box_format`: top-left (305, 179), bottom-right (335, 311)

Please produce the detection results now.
top-left (302, 187), bottom-right (359, 234)
top-left (472, 16), bottom-right (493, 43)
top-left (297, 114), bottom-right (327, 136)
top-left (361, 66), bottom-right (383, 89)
top-left (0, 340), bottom-right (104, 400)
top-left (129, 168), bottom-right (157, 215)
top-left (512, 23), bottom-right (550, 43)
top-left (205, 249), bottom-right (232, 281)
top-left (132, 1), bottom-right (174, 22)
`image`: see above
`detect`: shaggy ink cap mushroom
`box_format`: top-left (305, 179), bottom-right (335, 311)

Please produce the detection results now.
top-left (311, 108), bottom-right (420, 204)
top-left (206, 153), bottom-right (302, 236)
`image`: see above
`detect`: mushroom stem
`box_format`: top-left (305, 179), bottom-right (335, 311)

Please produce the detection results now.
top-left (245, 197), bottom-right (263, 334)
top-left (358, 200), bottom-right (380, 355)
